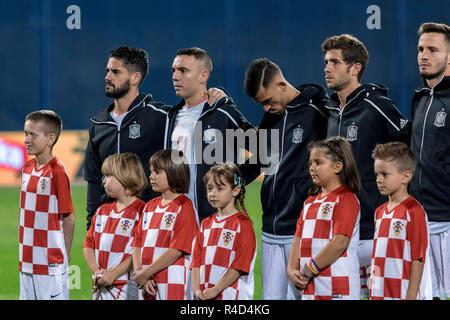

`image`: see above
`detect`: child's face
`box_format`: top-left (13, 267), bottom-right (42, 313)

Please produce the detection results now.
top-left (206, 177), bottom-right (240, 211)
top-left (102, 174), bottom-right (126, 199)
top-left (309, 147), bottom-right (342, 188)
top-left (374, 159), bottom-right (409, 196)
top-left (149, 166), bottom-right (170, 193)
top-left (24, 120), bottom-right (53, 157)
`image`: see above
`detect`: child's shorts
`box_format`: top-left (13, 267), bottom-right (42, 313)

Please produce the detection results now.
top-left (19, 271), bottom-right (69, 300)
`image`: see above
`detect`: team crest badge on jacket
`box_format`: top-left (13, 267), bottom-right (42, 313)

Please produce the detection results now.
top-left (292, 127), bottom-right (303, 144)
top-left (346, 124), bottom-right (358, 141)
top-left (434, 109), bottom-right (447, 128)
top-left (203, 128), bottom-right (217, 144)
top-left (129, 123), bottom-right (141, 139)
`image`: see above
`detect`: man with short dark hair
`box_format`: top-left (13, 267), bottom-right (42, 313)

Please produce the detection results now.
top-left (84, 46), bottom-right (170, 230)
top-left (242, 57), bottom-right (329, 300)
top-left (410, 22), bottom-right (450, 300)
top-left (322, 34), bottom-right (411, 298)
top-left (166, 47), bottom-right (255, 223)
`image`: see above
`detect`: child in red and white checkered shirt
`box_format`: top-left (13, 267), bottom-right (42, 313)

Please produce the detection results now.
top-left (190, 163), bottom-right (257, 300)
top-left (20, 110), bottom-right (75, 300)
top-left (132, 149), bottom-right (198, 300)
top-left (287, 137), bottom-right (362, 300)
top-left (83, 153), bottom-right (147, 300)
top-left (369, 142), bottom-right (432, 300)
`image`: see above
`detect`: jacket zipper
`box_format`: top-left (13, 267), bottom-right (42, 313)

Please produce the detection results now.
top-left (418, 90), bottom-right (434, 203)
top-left (271, 111), bottom-right (288, 235)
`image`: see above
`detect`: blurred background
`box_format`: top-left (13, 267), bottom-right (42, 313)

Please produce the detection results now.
top-left (0, 0), bottom-right (448, 299)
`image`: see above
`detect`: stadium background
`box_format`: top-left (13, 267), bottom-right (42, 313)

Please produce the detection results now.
top-left (0, 0), bottom-right (449, 299)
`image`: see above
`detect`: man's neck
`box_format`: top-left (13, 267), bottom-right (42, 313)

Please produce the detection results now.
top-left (286, 84), bottom-right (301, 105)
top-left (337, 82), bottom-right (361, 107)
top-left (114, 90), bottom-right (139, 114)
top-left (426, 71), bottom-right (449, 89)
top-left (184, 89), bottom-right (208, 108)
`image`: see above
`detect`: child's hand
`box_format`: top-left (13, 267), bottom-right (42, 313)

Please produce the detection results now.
top-left (194, 289), bottom-right (205, 300)
top-left (142, 279), bottom-right (157, 297)
top-left (287, 267), bottom-right (309, 291)
top-left (202, 286), bottom-right (220, 300)
top-left (96, 269), bottom-right (116, 287)
top-left (297, 267), bottom-right (311, 289)
top-left (133, 269), bottom-right (148, 288)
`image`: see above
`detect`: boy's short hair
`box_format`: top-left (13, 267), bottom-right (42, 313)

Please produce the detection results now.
top-left (177, 47), bottom-right (213, 73)
top-left (418, 22), bottom-right (450, 45)
top-left (25, 110), bottom-right (63, 146)
top-left (371, 142), bottom-right (416, 174)
top-left (321, 34), bottom-right (369, 82)
top-left (109, 46), bottom-right (149, 86)
top-left (149, 149), bottom-right (190, 194)
top-left (244, 58), bottom-right (281, 98)
top-left (101, 153), bottom-right (148, 197)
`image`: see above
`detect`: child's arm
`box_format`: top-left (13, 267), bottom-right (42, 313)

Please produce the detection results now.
top-left (62, 212), bottom-right (75, 262)
top-left (201, 268), bottom-right (242, 300)
top-left (191, 267), bottom-right (204, 300)
top-left (287, 237), bottom-right (309, 290)
top-left (132, 247), bottom-right (142, 272)
top-left (83, 247), bottom-right (100, 274)
top-left (405, 259), bottom-right (425, 300)
top-left (300, 234), bottom-right (350, 279)
top-left (133, 248), bottom-right (183, 287)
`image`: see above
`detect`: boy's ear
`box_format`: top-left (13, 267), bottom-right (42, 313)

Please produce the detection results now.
top-left (402, 169), bottom-right (414, 184)
top-left (47, 133), bottom-right (56, 147)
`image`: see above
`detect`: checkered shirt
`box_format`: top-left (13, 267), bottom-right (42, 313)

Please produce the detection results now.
top-left (369, 196), bottom-right (431, 300)
top-left (190, 211), bottom-right (257, 300)
top-left (19, 157), bottom-right (74, 275)
top-left (132, 194), bottom-right (198, 300)
top-left (295, 186), bottom-right (360, 300)
top-left (84, 198), bottom-right (144, 285)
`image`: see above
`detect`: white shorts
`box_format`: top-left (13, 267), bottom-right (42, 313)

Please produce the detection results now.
top-left (20, 271), bottom-right (69, 300)
top-left (429, 230), bottom-right (450, 299)
top-left (261, 234), bottom-right (302, 300)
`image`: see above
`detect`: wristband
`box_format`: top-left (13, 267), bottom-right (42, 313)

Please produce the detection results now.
top-left (303, 263), bottom-right (314, 278)
top-left (309, 258), bottom-right (321, 275)
top-left (303, 258), bottom-right (321, 278)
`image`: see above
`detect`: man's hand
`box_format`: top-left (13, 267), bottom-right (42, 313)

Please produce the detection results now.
top-left (207, 88), bottom-right (227, 105)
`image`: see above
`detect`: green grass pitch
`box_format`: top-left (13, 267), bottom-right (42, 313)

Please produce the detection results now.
top-left (0, 181), bottom-right (263, 300)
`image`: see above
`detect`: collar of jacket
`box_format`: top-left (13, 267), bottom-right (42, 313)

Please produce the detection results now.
top-left (258, 84), bottom-right (328, 128)
top-left (326, 83), bottom-right (388, 111)
top-left (91, 93), bottom-right (153, 122)
top-left (169, 95), bottom-right (232, 120)
top-left (285, 83), bottom-right (329, 110)
top-left (415, 75), bottom-right (450, 95)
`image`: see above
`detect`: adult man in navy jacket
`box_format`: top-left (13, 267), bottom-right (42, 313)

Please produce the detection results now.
top-left (166, 47), bottom-right (255, 223)
top-left (84, 47), bottom-right (170, 230)
top-left (242, 58), bottom-right (329, 300)
top-left (410, 22), bottom-right (450, 300)
top-left (321, 34), bottom-right (411, 297)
